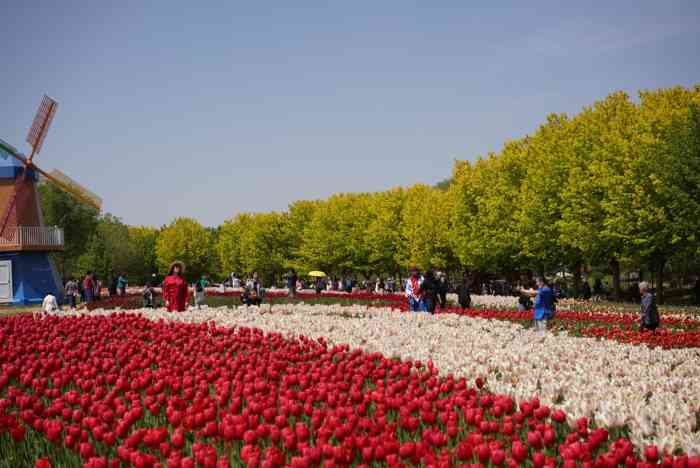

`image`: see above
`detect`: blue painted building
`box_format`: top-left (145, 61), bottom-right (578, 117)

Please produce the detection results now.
top-left (0, 139), bottom-right (64, 305)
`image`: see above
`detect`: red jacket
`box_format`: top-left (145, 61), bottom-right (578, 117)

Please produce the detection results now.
top-left (162, 274), bottom-right (188, 312)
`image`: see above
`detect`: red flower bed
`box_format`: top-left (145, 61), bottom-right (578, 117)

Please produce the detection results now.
top-left (1, 314), bottom-right (695, 467)
top-left (85, 296), bottom-right (145, 311)
top-left (436, 308), bottom-right (700, 349)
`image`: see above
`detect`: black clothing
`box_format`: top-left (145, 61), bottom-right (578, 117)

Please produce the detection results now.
top-left (421, 273), bottom-right (439, 314)
top-left (640, 291), bottom-right (660, 330)
top-left (581, 282), bottom-right (591, 300)
top-left (457, 282), bottom-right (471, 309)
top-left (437, 277), bottom-right (449, 309)
top-left (241, 288), bottom-right (262, 307)
top-left (518, 294), bottom-right (532, 310)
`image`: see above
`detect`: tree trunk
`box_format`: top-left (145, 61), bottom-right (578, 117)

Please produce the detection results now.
top-left (655, 258), bottom-right (666, 305)
top-left (572, 262), bottom-right (582, 298)
top-left (611, 258), bottom-right (621, 300)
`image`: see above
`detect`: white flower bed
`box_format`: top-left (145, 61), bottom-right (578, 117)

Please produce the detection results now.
top-left (453, 294), bottom-right (520, 308)
top-left (67, 304), bottom-right (700, 455)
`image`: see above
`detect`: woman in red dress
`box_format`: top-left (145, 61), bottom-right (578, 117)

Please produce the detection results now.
top-left (162, 261), bottom-right (189, 312)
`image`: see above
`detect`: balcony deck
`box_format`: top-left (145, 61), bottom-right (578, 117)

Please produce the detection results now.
top-left (0, 226), bottom-right (64, 252)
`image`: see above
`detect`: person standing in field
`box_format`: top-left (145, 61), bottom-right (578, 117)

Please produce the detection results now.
top-left (194, 274), bottom-right (210, 309)
top-left (117, 273), bottom-right (128, 296)
top-left (94, 276), bottom-right (102, 301)
top-left (83, 272), bottom-right (94, 304)
top-left (405, 265), bottom-right (425, 312)
top-left (421, 269), bottom-right (439, 314)
top-left (287, 269), bottom-right (298, 298)
top-left (162, 261), bottom-right (188, 312)
top-left (108, 274), bottom-right (118, 297)
top-left (143, 282), bottom-right (155, 308)
top-left (522, 277), bottom-right (554, 333)
top-left (456, 273), bottom-right (472, 310)
top-left (64, 278), bottom-right (78, 309)
top-left (639, 281), bottom-right (660, 331)
top-left (437, 272), bottom-right (449, 311)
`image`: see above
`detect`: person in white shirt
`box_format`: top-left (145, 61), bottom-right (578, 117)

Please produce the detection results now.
top-left (41, 292), bottom-right (59, 315)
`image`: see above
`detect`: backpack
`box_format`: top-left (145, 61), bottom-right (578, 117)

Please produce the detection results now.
top-left (195, 280), bottom-right (204, 292)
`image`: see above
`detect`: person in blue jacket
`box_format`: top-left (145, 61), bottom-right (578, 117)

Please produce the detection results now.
top-left (522, 277), bottom-right (554, 333)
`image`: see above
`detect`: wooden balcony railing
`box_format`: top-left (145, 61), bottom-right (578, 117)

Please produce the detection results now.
top-left (0, 225), bottom-right (64, 251)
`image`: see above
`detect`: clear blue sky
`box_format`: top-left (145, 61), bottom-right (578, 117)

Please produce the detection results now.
top-left (2, 1), bottom-right (699, 227)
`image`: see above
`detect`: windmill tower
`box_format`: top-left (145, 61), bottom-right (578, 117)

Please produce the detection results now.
top-left (0, 95), bottom-right (101, 305)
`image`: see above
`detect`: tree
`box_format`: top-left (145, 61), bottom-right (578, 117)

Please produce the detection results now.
top-left (297, 194), bottom-right (373, 276)
top-left (223, 212), bottom-right (291, 284)
top-left (127, 226), bottom-right (159, 284)
top-left (450, 141), bottom-right (528, 274)
top-left (399, 184), bottom-right (455, 271)
top-left (558, 92), bottom-right (637, 297)
top-left (602, 86), bottom-right (700, 302)
top-left (37, 182), bottom-right (99, 280)
top-left (155, 218), bottom-right (212, 280)
top-left (76, 214), bottom-right (135, 283)
top-left (284, 200), bottom-right (320, 271)
top-left (515, 113), bottom-right (584, 277)
top-left (365, 188), bottom-right (405, 276)
top-left (217, 214), bottom-right (251, 278)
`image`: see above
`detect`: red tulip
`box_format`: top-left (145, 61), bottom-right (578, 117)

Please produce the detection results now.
top-left (476, 444), bottom-right (491, 463)
top-left (511, 441), bottom-right (528, 462)
top-left (645, 446), bottom-right (659, 463)
top-left (491, 449), bottom-right (506, 466)
top-left (533, 452), bottom-right (546, 467)
top-left (35, 458), bottom-right (52, 468)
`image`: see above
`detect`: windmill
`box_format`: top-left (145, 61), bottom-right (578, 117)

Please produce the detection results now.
top-left (0, 95), bottom-right (102, 305)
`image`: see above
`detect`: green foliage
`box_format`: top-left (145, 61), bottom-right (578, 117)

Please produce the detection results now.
top-left (365, 188), bottom-right (405, 275)
top-left (297, 193), bottom-right (373, 276)
top-left (40, 83), bottom-right (700, 289)
top-left (399, 184), bottom-right (455, 270)
top-left (216, 211), bottom-right (291, 283)
top-left (450, 83), bottom-right (700, 289)
top-left (38, 182), bottom-right (99, 279)
top-left (127, 226), bottom-right (159, 284)
top-left (155, 217), bottom-right (212, 280)
top-left (75, 214), bottom-right (126, 280)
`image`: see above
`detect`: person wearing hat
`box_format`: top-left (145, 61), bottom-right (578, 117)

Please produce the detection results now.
top-left (405, 265), bottom-right (425, 312)
top-left (162, 261), bottom-right (189, 312)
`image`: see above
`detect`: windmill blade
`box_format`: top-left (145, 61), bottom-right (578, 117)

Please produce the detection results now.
top-left (33, 165), bottom-right (102, 211)
top-left (26, 95), bottom-right (58, 159)
top-left (0, 138), bottom-right (27, 165)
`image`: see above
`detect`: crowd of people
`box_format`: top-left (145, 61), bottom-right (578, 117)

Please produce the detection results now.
top-left (61, 271), bottom-right (128, 308)
top-left (41, 260), bottom-right (673, 336)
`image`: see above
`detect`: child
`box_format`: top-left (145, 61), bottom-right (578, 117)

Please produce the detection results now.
top-left (143, 283), bottom-right (155, 308)
top-left (41, 292), bottom-right (59, 316)
top-left (194, 274), bottom-right (210, 309)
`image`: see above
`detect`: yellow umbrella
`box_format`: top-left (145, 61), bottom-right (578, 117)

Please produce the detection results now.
top-left (308, 271), bottom-right (326, 277)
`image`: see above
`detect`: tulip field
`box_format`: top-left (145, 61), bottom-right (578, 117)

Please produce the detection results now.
top-left (2, 300), bottom-right (700, 467)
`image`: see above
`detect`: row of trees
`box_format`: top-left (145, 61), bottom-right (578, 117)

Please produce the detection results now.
top-left (450, 84), bottom-right (700, 300)
top-left (41, 84), bottom-right (700, 301)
